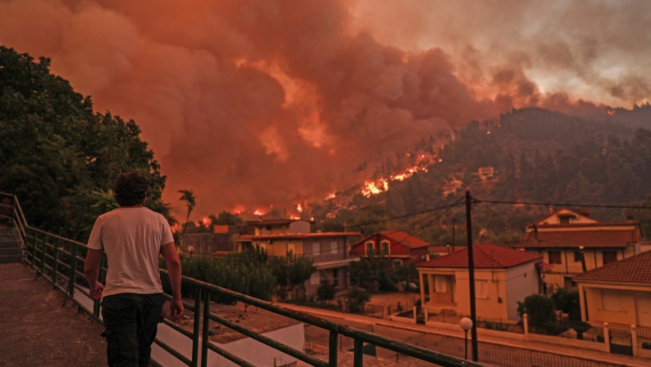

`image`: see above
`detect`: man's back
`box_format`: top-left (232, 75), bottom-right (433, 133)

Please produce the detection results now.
top-left (88, 207), bottom-right (173, 297)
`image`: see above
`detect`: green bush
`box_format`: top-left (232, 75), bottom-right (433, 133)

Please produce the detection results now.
top-left (551, 288), bottom-right (581, 321)
top-left (161, 247), bottom-right (275, 303)
top-left (346, 287), bottom-right (371, 313)
top-left (317, 279), bottom-right (336, 301)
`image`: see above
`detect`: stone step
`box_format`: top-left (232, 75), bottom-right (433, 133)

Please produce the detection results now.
top-left (0, 247), bottom-right (22, 256)
top-left (0, 254), bottom-right (22, 264)
top-left (0, 241), bottom-right (22, 249)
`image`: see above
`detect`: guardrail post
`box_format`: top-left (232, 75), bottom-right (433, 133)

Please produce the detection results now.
top-left (192, 289), bottom-right (202, 367)
top-left (523, 314), bottom-right (529, 335)
top-left (353, 338), bottom-right (363, 367)
top-left (69, 244), bottom-right (79, 298)
top-left (631, 324), bottom-right (638, 357)
top-left (31, 231), bottom-right (38, 267)
top-left (202, 291), bottom-right (210, 367)
top-left (52, 238), bottom-right (60, 288)
top-left (603, 322), bottom-right (610, 351)
top-left (328, 331), bottom-right (338, 367)
top-left (413, 306), bottom-right (417, 323)
top-left (424, 307), bottom-right (428, 323)
top-left (40, 234), bottom-right (47, 274)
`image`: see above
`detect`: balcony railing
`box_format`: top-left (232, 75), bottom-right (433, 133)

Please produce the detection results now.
top-left (0, 191), bottom-right (482, 367)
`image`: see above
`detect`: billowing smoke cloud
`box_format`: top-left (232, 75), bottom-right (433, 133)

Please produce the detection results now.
top-left (353, 0), bottom-right (651, 109)
top-left (0, 0), bottom-right (644, 216)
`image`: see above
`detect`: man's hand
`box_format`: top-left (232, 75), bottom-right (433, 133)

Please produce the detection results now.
top-left (170, 299), bottom-right (184, 321)
top-left (90, 283), bottom-right (104, 300)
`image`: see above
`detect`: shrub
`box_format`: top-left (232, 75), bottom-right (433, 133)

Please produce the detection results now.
top-left (551, 288), bottom-right (581, 321)
top-left (569, 320), bottom-right (591, 340)
top-left (317, 279), bottom-right (336, 301)
top-left (346, 287), bottom-right (371, 313)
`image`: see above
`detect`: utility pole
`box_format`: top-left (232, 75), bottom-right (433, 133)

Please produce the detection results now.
top-left (465, 191), bottom-right (478, 362)
top-left (451, 218), bottom-right (456, 252)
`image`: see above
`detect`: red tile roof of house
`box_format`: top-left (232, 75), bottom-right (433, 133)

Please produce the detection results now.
top-left (355, 231), bottom-right (429, 249)
top-left (239, 232), bottom-right (360, 240)
top-left (574, 250), bottom-right (651, 285)
top-left (417, 243), bottom-right (542, 269)
top-left (517, 225), bottom-right (640, 249)
top-left (245, 219), bottom-right (315, 226)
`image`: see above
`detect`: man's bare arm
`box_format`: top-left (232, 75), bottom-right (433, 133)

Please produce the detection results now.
top-left (84, 248), bottom-right (104, 299)
top-left (162, 242), bottom-right (184, 319)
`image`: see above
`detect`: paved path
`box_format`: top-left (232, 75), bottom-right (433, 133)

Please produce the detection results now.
top-left (282, 303), bottom-right (648, 367)
top-left (0, 263), bottom-right (107, 367)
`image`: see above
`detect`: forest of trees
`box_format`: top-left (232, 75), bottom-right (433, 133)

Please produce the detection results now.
top-left (0, 46), bottom-right (172, 240)
top-left (311, 107), bottom-right (651, 247)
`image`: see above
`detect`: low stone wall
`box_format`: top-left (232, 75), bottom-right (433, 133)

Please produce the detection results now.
top-left (524, 333), bottom-right (608, 353)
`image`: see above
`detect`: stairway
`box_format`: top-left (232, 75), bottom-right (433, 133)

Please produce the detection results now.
top-left (0, 227), bottom-right (23, 264)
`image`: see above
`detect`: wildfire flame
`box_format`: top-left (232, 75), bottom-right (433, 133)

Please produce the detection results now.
top-left (289, 215), bottom-right (301, 220)
top-left (607, 110), bottom-right (615, 116)
top-left (325, 193), bottom-right (336, 200)
top-left (232, 205), bottom-right (244, 214)
top-left (296, 203), bottom-right (303, 212)
top-left (253, 209), bottom-right (266, 216)
top-left (202, 217), bottom-right (211, 226)
top-left (361, 153), bottom-right (436, 197)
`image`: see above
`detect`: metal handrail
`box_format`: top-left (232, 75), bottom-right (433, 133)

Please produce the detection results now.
top-left (4, 192), bottom-right (482, 367)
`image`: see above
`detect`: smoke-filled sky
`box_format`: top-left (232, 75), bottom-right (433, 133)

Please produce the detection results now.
top-left (1, 0), bottom-right (649, 217)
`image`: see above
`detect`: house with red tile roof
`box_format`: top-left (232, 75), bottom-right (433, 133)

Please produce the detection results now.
top-left (350, 230), bottom-right (429, 266)
top-left (574, 251), bottom-right (651, 329)
top-left (513, 208), bottom-right (643, 293)
top-left (417, 243), bottom-right (542, 321)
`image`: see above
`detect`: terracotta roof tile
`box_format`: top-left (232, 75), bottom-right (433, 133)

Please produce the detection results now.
top-left (574, 251), bottom-right (651, 284)
top-left (379, 230), bottom-right (429, 249)
top-left (417, 243), bottom-right (542, 269)
top-left (239, 232), bottom-right (360, 240)
top-left (517, 227), bottom-right (639, 249)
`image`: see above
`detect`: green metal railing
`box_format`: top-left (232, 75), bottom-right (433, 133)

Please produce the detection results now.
top-left (0, 192), bottom-right (482, 367)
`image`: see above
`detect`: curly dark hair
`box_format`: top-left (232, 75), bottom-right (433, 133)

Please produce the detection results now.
top-left (114, 171), bottom-right (150, 207)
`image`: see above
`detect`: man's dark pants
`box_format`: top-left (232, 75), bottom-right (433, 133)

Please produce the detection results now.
top-left (101, 293), bottom-right (166, 367)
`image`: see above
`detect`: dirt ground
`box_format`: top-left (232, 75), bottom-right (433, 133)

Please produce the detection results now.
top-left (0, 263), bottom-right (108, 367)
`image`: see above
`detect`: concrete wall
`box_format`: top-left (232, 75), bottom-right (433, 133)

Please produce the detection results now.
top-left (505, 263), bottom-right (539, 320)
top-left (251, 239), bottom-right (304, 257)
top-left (304, 266), bottom-right (348, 295)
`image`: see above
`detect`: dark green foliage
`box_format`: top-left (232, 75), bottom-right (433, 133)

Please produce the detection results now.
top-left (162, 247), bottom-right (274, 303)
top-left (349, 252), bottom-right (396, 292)
top-left (551, 288), bottom-right (581, 321)
top-left (267, 252), bottom-right (315, 299)
top-left (346, 287), bottom-right (371, 313)
top-left (213, 211), bottom-right (244, 226)
top-left (316, 279), bottom-right (336, 301)
top-left (0, 47), bottom-right (171, 239)
top-left (569, 320), bottom-right (591, 340)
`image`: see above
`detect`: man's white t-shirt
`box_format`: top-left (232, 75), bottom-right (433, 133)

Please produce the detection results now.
top-left (87, 207), bottom-right (174, 297)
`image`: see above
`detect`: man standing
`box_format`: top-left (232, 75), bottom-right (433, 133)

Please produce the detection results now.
top-left (84, 171), bottom-right (184, 367)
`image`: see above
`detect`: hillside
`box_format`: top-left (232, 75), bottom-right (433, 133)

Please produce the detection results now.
top-left (311, 107), bottom-right (651, 246)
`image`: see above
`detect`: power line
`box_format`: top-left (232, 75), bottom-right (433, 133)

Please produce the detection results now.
top-left (345, 198), bottom-right (465, 230)
top-left (474, 198), bottom-right (651, 210)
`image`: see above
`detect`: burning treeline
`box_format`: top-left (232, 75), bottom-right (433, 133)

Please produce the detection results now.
top-left (1, 0), bottom-right (646, 218)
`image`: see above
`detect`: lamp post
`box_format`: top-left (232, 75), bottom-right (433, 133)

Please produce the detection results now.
top-left (460, 317), bottom-right (473, 360)
top-left (465, 190), bottom-right (487, 363)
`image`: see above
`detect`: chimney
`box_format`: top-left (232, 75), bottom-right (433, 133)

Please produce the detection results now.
top-left (533, 224), bottom-right (539, 242)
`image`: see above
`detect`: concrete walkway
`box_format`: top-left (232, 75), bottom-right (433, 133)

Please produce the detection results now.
top-left (281, 303), bottom-right (648, 367)
top-left (0, 263), bottom-right (107, 367)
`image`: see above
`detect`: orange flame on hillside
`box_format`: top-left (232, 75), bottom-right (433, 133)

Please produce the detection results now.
top-left (296, 203), bottom-right (303, 212)
top-left (253, 209), bottom-right (266, 216)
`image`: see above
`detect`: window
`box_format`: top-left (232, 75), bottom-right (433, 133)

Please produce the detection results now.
top-left (330, 241), bottom-right (338, 254)
top-left (573, 251), bottom-right (583, 262)
top-left (475, 280), bottom-right (489, 299)
top-left (313, 242), bottom-right (321, 255)
top-left (602, 289), bottom-right (622, 311)
top-left (365, 242), bottom-right (374, 255)
top-left (559, 216), bottom-right (571, 224)
top-left (310, 272), bottom-right (320, 285)
top-left (548, 251), bottom-right (562, 265)
top-left (434, 276), bottom-right (448, 293)
top-left (393, 260), bottom-right (402, 268)
top-left (603, 251), bottom-right (618, 265)
top-left (287, 243), bottom-right (295, 255)
top-left (332, 269), bottom-right (339, 288)
top-left (380, 241), bottom-right (390, 255)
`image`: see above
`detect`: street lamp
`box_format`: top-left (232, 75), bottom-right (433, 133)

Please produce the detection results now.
top-left (460, 317), bottom-right (473, 360)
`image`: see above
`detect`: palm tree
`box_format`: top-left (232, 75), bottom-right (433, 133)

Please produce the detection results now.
top-left (178, 189), bottom-right (196, 249)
